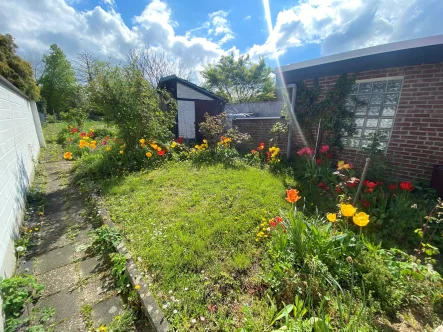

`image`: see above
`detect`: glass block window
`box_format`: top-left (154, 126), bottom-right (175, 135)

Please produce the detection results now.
top-left (343, 78), bottom-right (402, 150)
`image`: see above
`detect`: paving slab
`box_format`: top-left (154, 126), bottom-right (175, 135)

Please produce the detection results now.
top-left (37, 263), bottom-right (79, 297)
top-left (35, 244), bottom-right (75, 274)
top-left (92, 295), bottom-right (125, 327)
top-left (79, 256), bottom-right (107, 278)
top-left (80, 273), bottom-right (116, 305)
top-left (36, 288), bottom-right (85, 331)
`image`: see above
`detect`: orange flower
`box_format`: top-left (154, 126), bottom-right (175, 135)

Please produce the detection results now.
top-left (63, 152), bottom-right (73, 160)
top-left (285, 189), bottom-right (301, 203)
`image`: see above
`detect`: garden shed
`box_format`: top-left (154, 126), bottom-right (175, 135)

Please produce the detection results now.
top-left (158, 75), bottom-right (227, 142)
top-left (234, 35), bottom-right (443, 182)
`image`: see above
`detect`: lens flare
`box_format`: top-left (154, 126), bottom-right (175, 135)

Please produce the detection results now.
top-left (262, 0), bottom-right (308, 147)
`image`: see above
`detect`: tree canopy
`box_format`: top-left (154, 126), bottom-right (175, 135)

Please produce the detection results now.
top-left (0, 34), bottom-right (40, 100)
top-left (201, 53), bottom-right (275, 103)
top-left (40, 44), bottom-right (78, 114)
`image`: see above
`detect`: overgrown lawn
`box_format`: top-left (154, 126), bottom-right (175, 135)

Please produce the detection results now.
top-left (99, 161), bottom-right (293, 329)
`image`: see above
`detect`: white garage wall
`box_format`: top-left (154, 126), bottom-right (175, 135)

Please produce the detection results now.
top-left (0, 76), bottom-right (45, 279)
top-left (177, 100), bottom-right (195, 139)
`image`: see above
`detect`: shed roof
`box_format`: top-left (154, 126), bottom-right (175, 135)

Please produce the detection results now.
top-left (276, 35), bottom-right (443, 83)
top-left (158, 75), bottom-right (227, 102)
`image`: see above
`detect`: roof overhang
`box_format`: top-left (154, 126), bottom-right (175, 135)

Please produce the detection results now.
top-left (276, 35), bottom-right (443, 83)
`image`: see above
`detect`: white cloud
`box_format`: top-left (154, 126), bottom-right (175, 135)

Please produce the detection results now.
top-left (244, 15), bottom-right (251, 21)
top-left (248, 0), bottom-right (443, 60)
top-left (0, 0), bottom-right (229, 82)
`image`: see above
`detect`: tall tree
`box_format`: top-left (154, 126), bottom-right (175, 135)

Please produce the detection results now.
top-left (201, 53), bottom-right (275, 103)
top-left (73, 50), bottom-right (98, 84)
top-left (39, 44), bottom-right (77, 114)
top-left (0, 34), bottom-right (40, 99)
top-left (128, 46), bottom-right (193, 87)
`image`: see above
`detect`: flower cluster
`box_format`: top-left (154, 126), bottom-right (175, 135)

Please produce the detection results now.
top-left (327, 203), bottom-right (370, 227)
top-left (256, 216), bottom-right (285, 241)
top-left (267, 146), bottom-right (280, 163)
top-left (193, 139), bottom-right (209, 152)
top-left (217, 136), bottom-right (232, 148)
top-left (297, 147), bottom-right (314, 156)
top-left (138, 138), bottom-right (168, 157)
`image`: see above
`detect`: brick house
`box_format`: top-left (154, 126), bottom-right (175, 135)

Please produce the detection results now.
top-left (234, 35), bottom-right (443, 182)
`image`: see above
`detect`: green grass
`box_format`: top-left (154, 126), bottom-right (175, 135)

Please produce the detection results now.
top-left (99, 161), bottom-right (294, 330)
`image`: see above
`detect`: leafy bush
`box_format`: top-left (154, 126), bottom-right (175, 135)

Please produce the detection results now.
top-left (45, 113), bottom-right (58, 123)
top-left (89, 225), bottom-right (123, 254)
top-left (88, 62), bottom-right (177, 152)
top-left (0, 274), bottom-right (44, 324)
top-left (59, 107), bottom-right (88, 128)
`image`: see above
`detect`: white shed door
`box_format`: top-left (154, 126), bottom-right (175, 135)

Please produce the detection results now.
top-left (177, 100), bottom-right (195, 139)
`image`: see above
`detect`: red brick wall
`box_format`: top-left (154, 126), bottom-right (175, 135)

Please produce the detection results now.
top-left (234, 62), bottom-right (443, 181)
top-left (232, 117), bottom-right (288, 152)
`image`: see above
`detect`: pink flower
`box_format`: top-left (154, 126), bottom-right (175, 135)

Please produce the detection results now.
top-left (297, 147), bottom-right (314, 156)
top-left (102, 140), bottom-right (107, 145)
top-left (316, 158), bottom-right (322, 165)
top-left (319, 145), bottom-right (330, 154)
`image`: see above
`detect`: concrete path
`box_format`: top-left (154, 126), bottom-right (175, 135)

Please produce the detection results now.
top-left (18, 153), bottom-right (129, 330)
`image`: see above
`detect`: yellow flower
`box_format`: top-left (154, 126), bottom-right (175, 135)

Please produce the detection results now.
top-left (203, 139), bottom-right (208, 144)
top-left (106, 147), bottom-right (111, 151)
top-left (39, 212), bottom-right (44, 216)
top-left (353, 212), bottom-right (370, 227)
top-left (146, 152), bottom-right (152, 158)
top-left (337, 161), bottom-right (345, 170)
top-left (89, 128), bottom-right (95, 133)
top-left (63, 152), bottom-right (73, 160)
top-left (119, 150), bottom-right (124, 155)
top-left (156, 146), bottom-right (162, 151)
top-left (340, 204), bottom-right (357, 217)
top-left (79, 140), bottom-right (89, 148)
top-left (34, 228), bottom-right (39, 231)
top-left (98, 326), bottom-right (108, 332)
top-left (139, 138), bottom-right (145, 145)
top-left (171, 141), bottom-right (177, 148)
top-left (135, 284), bottom-right (141, 290)
top-left (326, 213), bottom-right (337, 222)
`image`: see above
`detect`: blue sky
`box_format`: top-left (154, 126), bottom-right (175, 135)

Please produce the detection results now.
top-left (1, 0), bottom-right (443, 82)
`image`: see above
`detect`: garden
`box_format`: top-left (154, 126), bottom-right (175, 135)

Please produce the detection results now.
top-left (47, 65), bottom-right (443, 331)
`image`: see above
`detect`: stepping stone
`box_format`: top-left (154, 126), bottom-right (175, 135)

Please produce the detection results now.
top-left (16, 256), bottom-right (34, 275)
top-left (92, 296), bottom-right (125, 327)
top-left (37, 264), bottom-right (78, 297)
top-left (79, 256), bottom-right (107, 278)
top-left (35, 245), bottom-right (75, 274)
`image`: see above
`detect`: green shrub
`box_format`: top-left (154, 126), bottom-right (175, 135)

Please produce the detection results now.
top-left (88, 62), bottom-right (177, 153)
top-left (0, 274), bottom-right (44, 319)
top-left (59, 107), bottom-right (88, 128)
top-left (45, 113), bottom-right (58, 123)
top-left (89, 225), bottom-right (123, 254)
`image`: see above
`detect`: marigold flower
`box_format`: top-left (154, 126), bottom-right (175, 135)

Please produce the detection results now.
top-left (139, 138), bottom-right (145, 145)
top-left (399, 181), bottom-right (414, 191)
top-left (146, 152), bottom-right (153, 158)
top-left (63, 152), bottom-right (73, 160)
top-left (353, 212), bottom-right (370, 227)
top-left (286, 189), bottom-right (301, 203)
top-left (340, 203), bottom-right (356, 217)
top-left (326, 213), bottom-right (337, 222)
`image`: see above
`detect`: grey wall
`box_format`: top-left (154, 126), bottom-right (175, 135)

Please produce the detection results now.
top-left (224, 100), bottom-right (284, 117)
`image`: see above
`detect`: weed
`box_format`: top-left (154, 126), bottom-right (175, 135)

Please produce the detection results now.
top-left (89, 225), bottom-right (123, 255)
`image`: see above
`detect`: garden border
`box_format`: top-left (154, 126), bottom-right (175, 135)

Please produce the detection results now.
top-left (92, 194), bottom-right (170, 332)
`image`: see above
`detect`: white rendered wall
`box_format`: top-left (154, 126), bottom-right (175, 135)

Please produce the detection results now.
top-left (0, 77), bottom-right (44, 280)
top-left (177, 100), bottom-right (196, 139)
